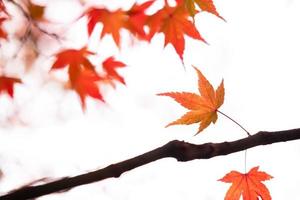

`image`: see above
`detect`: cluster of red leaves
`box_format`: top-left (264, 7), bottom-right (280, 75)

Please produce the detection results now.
top-left (0, 0), bottom-right (223, 108)
top-left (85, 0), bottom-right (223, 60)
top-left (51, 47), bottom-right (126, 109)
top-left (86, 0), bottom-right (154, 46)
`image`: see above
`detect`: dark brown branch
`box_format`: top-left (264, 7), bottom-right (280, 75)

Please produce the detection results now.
top-left (1, 128), bottom-right (300, 200)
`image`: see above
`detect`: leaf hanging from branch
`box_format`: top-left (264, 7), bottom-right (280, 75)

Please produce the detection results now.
top-left (158, 66), bottom-right (224, 134)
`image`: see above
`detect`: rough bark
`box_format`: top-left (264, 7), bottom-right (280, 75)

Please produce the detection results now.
top-left (1, 128), bottom-right (300, 200)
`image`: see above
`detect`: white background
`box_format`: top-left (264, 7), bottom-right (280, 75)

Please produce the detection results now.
top-left (1, 0), bottom-right (300, 199)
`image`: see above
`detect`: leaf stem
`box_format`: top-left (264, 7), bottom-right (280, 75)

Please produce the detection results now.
top-left (217, 110), bottom-right (251, 136)
top-left (244, 149), bottom-right (248, 173)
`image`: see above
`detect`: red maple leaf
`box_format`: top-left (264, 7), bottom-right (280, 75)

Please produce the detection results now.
top-left (71, 68), bottom-right (103, 109)
top-left (102, 56), bottom-right (126, 85)
top-left (0, 76), bottom-right (22, 98)
top-left (0, 0), bottom-right (8, 16)
top-left (86, 1), bottom-right (154, 46)
top-left (219, 166), bottom-right (273, 200)
top-left (147, 0), bottom-right (206, 60)
top-left (51, 47), bottom-right (104, 109)
top-left (0, 17), bottom-right (7, 39)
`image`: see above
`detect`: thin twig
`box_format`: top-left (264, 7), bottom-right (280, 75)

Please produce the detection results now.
top-left (6, 0), bottom-right (61, 41)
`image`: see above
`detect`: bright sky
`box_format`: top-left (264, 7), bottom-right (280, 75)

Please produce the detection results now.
top-left (1, 0), bottom-right (300, 199)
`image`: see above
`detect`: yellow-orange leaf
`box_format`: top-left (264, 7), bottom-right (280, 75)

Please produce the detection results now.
top-left (177, 0), bottom-right (224, 20)
top-left (219, 166), bottom-right (273, 200)
top-left (158, 66), bottom-right (224, 134)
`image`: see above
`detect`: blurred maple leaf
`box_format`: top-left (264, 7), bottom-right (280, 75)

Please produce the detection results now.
top-left (102, 56), bottom-right (126, 86)
top-left (86, 1), bottom-right (154, 46)
top-left (176, 0), bottom-right (224, 20)
top-left (147, 0), bottom-right (206, 61)
top-left (51, 47), bottom-right (104, 109)
top-left (158, 66), bottom-right (224, 134)
top-left (0, 76), bottom-right (22, 98)
top-left (0, 17), bottom-right (7, 39)
top-left (71, 68), bottom-right (103, 109)
top-left (219, 166), bottom-right (273, 200)
top-left (27, 1), bottom-right (45, 21)
top-left (0, 0), bottom-right (8, 15)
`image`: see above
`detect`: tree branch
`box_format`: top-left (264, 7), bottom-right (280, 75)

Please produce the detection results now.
top-left (1, 128), bottom-right (300, 200)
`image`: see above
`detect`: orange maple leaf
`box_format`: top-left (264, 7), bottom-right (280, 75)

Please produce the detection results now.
top-left (0, 17), bottom-right (7, 39)
top-left (27, 1), bottom-right (45, 21)
top-left (51, 47), bottom-right (104, 109)
top-left (102, 56), bottom-right (126, 85)
top-left (0, 76), bottom-right (22, 98)
top-left (147, 0), bottom-right (206, 60)
top-left (158, 66), bottom-right (224, 134)
top-left (176, 0), bottom-right (224, 20)
top-left (219, 166), bottom-right (273, 200)
top-left (86, 1), bottom-right (154, 46)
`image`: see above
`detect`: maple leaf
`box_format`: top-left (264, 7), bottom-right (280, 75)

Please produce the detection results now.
top-left (0, 0), bottom-right (8, 16)
top-left (86, 1), bottom-right (154, 46)
top-left (158, 66), bottom-right (224, 134)
top-left (102, 56), bottom-right (126, 85)
top-left (219, 166), bottom-right (273, 200)
top-left (27, 1), bottom-right (45, 21)
top-left (51, 47), bottom-right (94, 71)
top-left (0, 17), bottom-right (7, 39)
top-left (71, 68), bottom-right (104, 109)
top-left (51, 47), bottom-right (104, 109)
top-left (0, 76), bottom-right (22, 98)
top-left (176, 0), bottom-right (224, 20)
top-left (147, 1), bottom-right (206, 60)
